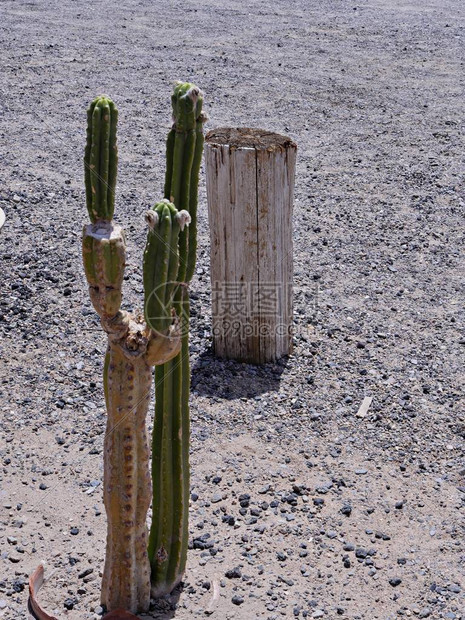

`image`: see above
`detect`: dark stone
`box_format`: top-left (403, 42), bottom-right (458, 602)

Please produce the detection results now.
top-left (64, 597), bottom-right (76, 610)
top-left (225, 567), bottom-right (242, 579)
top-left (232, 594), bottom-right (244, 605)
top-left (389, 578), bottom-right (402, 587)
top-left (341, 504), bottom-right (352, 516)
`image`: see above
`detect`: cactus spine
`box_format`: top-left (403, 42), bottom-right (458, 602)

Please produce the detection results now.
top-left (82, 96), bottom-right (187, 614)
top-left (147, 82), bottom-right (206, 596)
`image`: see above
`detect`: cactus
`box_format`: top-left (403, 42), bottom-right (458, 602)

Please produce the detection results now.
top-left (147, 82), bottom-right (206, 597)
top-left (82, 95), bottom-right (189, 614)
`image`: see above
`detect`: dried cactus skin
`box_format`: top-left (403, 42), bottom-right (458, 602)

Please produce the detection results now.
top-left (84, 95), bottom-right (118, 223)
top-left (101, 345), bottom-right (152, 614)
top-left (82, 221), bottom-right (126, 318)
top-left (149, 82), bottom-right (205, 597)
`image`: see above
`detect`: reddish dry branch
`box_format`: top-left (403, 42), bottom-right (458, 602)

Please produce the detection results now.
top-left (28, 564), bottom-right (58, 620)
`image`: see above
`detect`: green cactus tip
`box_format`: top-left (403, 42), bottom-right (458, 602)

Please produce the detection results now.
top-left (143, 199), bottom-right (191, 335)
top-left (84, 95), bottom-right (118, 223)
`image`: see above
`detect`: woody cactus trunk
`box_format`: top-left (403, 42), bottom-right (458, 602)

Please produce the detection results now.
top-left (81, 85), bottom-right (204, 614)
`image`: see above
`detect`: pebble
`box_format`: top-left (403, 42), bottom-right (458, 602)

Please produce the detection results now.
top-left (389, 578), bottom-right (402, 587)
top-left (78, 567), bottom-right (94, 579)
top-left (341, 504), bottom-right (352, 516)
top-left (64, 597), bottom-right (76, 610)
top-left (231, 594), bottom-right (244, 605)
top-left (225, 567), bottom-right (242, 579)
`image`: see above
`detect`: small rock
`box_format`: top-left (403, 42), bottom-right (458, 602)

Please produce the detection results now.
top-left (78, 568), bottom-right (93, 579)
top-left (389, 577), bottom-right (402, 587)
top-left (231, 594), bottom-right (244, 605)
top-left (225, 567), bottom-right (242, 579)
top-left (341, 504), bottom-right (352, 516)
top-left (70, 527), bottom-right (79, 535)
top-left (64, 597), bottom-right (76, 610)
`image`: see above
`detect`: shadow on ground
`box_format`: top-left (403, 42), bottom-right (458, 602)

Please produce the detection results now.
top-left (191, 347), bottom-right (288, 399)
top-left (140, 586), bottom-right (182, 619)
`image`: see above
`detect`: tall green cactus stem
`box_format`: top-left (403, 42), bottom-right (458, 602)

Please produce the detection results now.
top-left (82, 97), bottom-right (185, 614)
top-left (148, 83), bottom-right (206, 597)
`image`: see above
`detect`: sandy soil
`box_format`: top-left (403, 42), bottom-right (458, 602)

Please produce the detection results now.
top-left (0, 0), bottom-right (464, 619)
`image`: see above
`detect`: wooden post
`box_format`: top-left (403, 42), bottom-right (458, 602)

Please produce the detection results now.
top-left (205, 128), bottom-right (297, 364)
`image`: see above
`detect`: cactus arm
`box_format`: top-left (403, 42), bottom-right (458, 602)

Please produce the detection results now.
top-left (163, 208), bottom-right (181, 333)
top-left (143, 203), bottom-right (171, 334)
top-left (176, 129), bottom-right (196, 283)
top-left (158, 205), bottom-right (173, 327)
top-left (164, 128), bottom-right (175, 201)
top-left (85, 100), bottom-right (97, 214)
top-left (168, 83), bottom-right (199, 283)
top-left (108, 99), bottom-right (118, 218)
top-left (185, 100), bottom-right (206, 283)
top-left (85, 95), bottom-right (117, 223)
top-left (99, 100), bottom-right (111, 218)
top-left (90, 103), bottom-right (102, 221)
top-left (143, 201), bottom-right (189, 336)
top-left (169, 130), bottom-right (187, 206)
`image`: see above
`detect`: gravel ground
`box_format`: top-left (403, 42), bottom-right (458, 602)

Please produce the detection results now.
top-left (0, 0), bottom-right (464, 618)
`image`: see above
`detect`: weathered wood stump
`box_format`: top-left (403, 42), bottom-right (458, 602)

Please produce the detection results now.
top-left (205, 128), bottom-right (297, 364)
